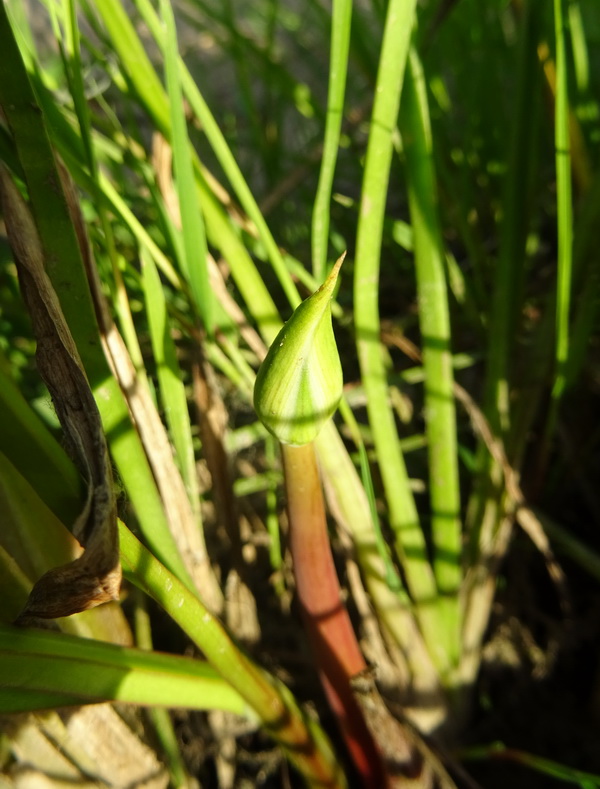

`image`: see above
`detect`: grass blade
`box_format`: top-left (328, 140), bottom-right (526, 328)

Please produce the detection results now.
top-left (400, 47), bottom-right (462, 670)
top-left (311, 0), bottom-right (352, 281)
top-left (96, 0), bottom-right (301, 311)
top-left (0, 3), bottom-right (191, 584)
top-left (0, 623), bottom-right (248, 715)
top-left (353, 0), bottom-right (440, 633)
top-left (0, 357), bottom-right (83, 526)
top-left (546, 0), bottom-right (573, 437)
top-left (159, 0), bottom-right (213, 332)
top-left (141, 248), bottom-right (203, 528)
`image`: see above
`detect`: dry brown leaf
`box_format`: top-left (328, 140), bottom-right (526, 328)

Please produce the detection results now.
top-left (0, 167), bottom-right (120, 622)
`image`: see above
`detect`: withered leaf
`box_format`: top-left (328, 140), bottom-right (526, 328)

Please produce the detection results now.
top-left (0, 165), bottom-right (121, 622)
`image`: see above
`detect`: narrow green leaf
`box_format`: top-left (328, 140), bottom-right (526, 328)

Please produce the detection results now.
top-left (142, 248), bottom-right (202, 525)
top-left (353, 0), bottom-right (437, 613)
top-left (0, 450), bottom-right (82, 591)
top-left (159, 0), bottom-right (213, 332)
top-left (548, 0), bottom-right (573, 418)
top-left (0, 357), bottom-right (83, 526)
top-left (311, 0), bottom-right (352, 281)
top-left (0, 624), bottom-right (248, 716)
top-left (400, 48), bottom-right (462, 667)
top-left (95, 0), bottom-right (301, 313)
top-left (118, 521), bottom-right (346, 787)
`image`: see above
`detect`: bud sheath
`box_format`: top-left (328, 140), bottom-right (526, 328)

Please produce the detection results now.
top-left (254, 254), bottom-right (345, 446)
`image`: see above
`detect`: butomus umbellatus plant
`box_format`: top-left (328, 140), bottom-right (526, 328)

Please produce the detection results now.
top-left (254, 254), bottom-right (388, 785)
top-left (1, 0), bottom-right (599, 786)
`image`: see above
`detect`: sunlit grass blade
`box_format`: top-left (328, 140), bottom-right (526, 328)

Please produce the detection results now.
top-left (0, 451), bottom-right (82, 602)
top-left (353, 0), bottom-right (441, 637)
top-left (61, 0), bottom-right (150, 387)
top-left (90, 0), bottom-right (284, 343)
top-left (400, 47), bottom-right (462, 671)
top-left (141, 248), bottom-right (203, 528)
top-left (60, 0), bottom-right (150, 385)
top-left (311, 0), bottom-right (352, 281)
top-left (0, 623), bottom-right (248, 715)
top-left (338, 398), bottom-right (401, 593)
top-left (170, 34), bottom-right (300, 311)
top-left (159, 0), bottom-right (213, 332)
top-left (0, 442), bottom-right (127, 641)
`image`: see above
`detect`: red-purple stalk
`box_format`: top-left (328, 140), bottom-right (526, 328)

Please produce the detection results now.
top-left (282, 442), bottom-right (387, 787)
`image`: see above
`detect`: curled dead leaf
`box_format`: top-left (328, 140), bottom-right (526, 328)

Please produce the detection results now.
top-left (0, 165), bottom-right (120, 622)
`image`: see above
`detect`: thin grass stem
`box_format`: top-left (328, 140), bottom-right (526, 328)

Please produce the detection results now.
top-left (352, 0), bottom-right (441, 640)
top-left (126, 0), bottom-right (302, 309)
top-left (311, 0), bottom-right (352, 281)
top-left (159, 0), bottom-right (213, 332)
top-left (545, 0), bottom-right (573, 440)
top-left (400, 48), bottom-right (462, 669)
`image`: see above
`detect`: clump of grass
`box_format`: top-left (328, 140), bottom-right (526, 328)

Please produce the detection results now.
top-left (1, 0), bottom-right (600, 785)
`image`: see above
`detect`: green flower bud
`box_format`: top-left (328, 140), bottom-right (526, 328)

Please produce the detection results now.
top-left (254, 254), bottom-right (345, 446)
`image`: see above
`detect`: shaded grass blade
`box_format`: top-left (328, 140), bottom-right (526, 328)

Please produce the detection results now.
top-left (141, 249), bottom-right (204, 529)
top-left (546, 0), bottom-right (573, 438)
top-left (133, 593), bottom-right (191, 788)
top-left (462, 7), bottom-right (543, 675)
top-left (461, 743), bottom-right (600, 787)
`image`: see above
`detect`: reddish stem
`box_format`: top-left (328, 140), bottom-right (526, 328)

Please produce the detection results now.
top-left (281, 442), bottom-right (387, 788)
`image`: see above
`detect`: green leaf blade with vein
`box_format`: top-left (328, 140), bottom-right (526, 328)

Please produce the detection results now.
top-left (0, 624), bottom-right (249, 716)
